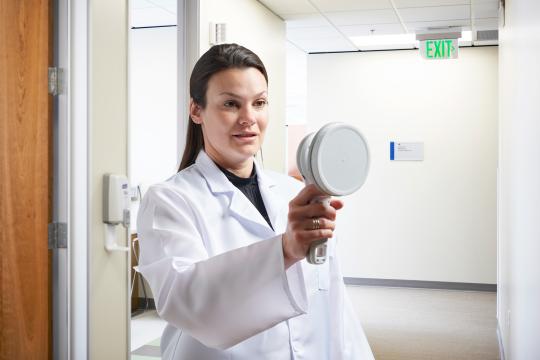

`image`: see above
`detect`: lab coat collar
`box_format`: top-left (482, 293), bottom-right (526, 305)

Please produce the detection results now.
top-left (195, 151), bottom-right (282, 235)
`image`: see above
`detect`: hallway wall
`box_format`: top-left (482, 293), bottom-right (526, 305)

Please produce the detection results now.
top-left (308, 47), bottom-right (498, 284)
top-left (498, 0), bottom-right (540, 357)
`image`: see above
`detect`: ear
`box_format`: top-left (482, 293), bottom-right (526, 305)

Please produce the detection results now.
top-left (189, 99), bottom-right (203, 124)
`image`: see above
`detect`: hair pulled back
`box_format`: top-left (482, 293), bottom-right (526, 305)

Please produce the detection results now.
top-left (178, 43), bottom-right (268, 171)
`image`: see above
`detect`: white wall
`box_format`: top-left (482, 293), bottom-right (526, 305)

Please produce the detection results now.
top-left (308, 47), bottom-right (498, 283)
top-left (286, 41), bottom-right (308, 126)
top-left (498, 0), bottom-right (540, 358)
top-left (198, 0), bottom-right (286, 172)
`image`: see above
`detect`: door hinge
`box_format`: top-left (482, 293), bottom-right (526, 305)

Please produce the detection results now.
top-left (48, 222), bottom-right (68, 249)
top-left (48, 67), bottom-right (64, 96)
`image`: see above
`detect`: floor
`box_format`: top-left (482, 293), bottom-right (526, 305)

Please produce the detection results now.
top-left (348, 286), bottom-right (500, 360)
top-left (130, 286), bottom-right (500, 359)
top-left (131, 310), bottom-right (166, 359)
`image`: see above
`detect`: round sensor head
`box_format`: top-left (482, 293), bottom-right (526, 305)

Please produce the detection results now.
top-left (309, 123), bottom-right (370, 196)
top-left (296, 132), bottom-right (315, 184)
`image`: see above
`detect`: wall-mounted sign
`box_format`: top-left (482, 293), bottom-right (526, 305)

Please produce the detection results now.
top-left (390, 142), bottom-right (424, 161)
top-left (420, 38), bottom-right (458, 60)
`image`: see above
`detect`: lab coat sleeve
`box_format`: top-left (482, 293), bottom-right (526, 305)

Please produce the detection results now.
top-left (137, 185), bottom-right (308, 350)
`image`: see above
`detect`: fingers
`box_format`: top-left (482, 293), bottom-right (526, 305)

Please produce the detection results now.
top-left (289, 202), bottom-right (337, 222)
top-left (283, 185), bottom-right (344, 267)
top-left (289, 228), bottom-right (335, 242)
top-left (302, 217), bottom-right (335, 231)
top-left (291, 184), bottom-right (327, 206)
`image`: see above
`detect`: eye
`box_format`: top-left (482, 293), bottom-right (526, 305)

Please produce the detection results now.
top-left (224, 100), bottom-right (239, 108)
top-left (254, 99), bottom-right (268, 108)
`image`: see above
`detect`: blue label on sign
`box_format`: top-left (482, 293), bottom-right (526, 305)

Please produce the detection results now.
top-left (390, 141), bottom-right (395, 160)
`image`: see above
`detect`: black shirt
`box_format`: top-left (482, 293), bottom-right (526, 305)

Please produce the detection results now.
top-left (217, 164), bottom-right (274, 230)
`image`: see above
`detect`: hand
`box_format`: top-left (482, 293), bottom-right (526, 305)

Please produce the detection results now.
top-left (282, 184), bottom-right (344, 269)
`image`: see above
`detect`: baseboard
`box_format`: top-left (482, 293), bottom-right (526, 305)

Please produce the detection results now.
top-left (344, 277), bottom-right (497, 292)
top-left (497, 321), bottom-right (506, 360)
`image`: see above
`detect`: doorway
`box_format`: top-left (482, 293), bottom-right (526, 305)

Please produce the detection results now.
top-left (128, 0), bottom-right (181, 356)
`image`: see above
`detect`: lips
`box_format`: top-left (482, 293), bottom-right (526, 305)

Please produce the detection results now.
top-left (233, 132), bottom-right (257, 138)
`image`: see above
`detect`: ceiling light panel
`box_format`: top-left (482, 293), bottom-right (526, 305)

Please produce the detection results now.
top-left (257, 0), bottom-right (316, 16)
top-left (398, 5), bottom-right (470, 22)
top-left (351, 33), bottom-right (417, 50)
top-left (325, 9), bottom-right (399, 26)
top-left (406, 19), bottom-right (471, 32)
top-left (310, 0), bottom-right (393, 12)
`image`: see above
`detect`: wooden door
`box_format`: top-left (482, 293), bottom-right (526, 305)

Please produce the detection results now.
top-left (0, 0), bottom-right (52, 359)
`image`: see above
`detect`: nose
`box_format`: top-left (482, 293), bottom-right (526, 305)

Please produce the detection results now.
top-left (238, 105), bottom-right (256, 127)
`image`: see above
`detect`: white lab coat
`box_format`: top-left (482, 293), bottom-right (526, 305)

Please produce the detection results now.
top-left (137, 150), bottom-right (374, 360)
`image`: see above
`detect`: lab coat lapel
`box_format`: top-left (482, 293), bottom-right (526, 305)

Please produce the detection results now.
top-left (195, 151), bottom-right (276, 237)
top-left (255, 161), bottom-right (287, 234)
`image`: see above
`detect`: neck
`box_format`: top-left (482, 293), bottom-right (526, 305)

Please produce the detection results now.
top-left (224, 161), bottom-right (253, 178)
top-left (205, 150), bottom-right (254, 178)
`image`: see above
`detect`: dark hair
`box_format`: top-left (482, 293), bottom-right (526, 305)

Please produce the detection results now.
top-left (178, 43), bottom-right (268, 171)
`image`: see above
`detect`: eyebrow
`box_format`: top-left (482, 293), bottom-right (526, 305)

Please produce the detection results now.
top-left (218, 91), bottom-right (267, 98)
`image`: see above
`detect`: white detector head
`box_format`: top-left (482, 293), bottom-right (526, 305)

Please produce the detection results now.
top-left (296, 122), bottom-right (370, 196)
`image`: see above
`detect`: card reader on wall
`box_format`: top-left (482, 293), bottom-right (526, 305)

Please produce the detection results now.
top-left (103, 174), bottom-right (130, 252)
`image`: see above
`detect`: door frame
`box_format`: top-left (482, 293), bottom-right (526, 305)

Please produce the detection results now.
top-left (51, 0), bottom-right (89, 359)
top-left (69, 0), bottom-right (89, 359)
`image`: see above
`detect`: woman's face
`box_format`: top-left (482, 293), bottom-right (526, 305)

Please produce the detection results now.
top-left (190, 67), bottom-right (268, 171)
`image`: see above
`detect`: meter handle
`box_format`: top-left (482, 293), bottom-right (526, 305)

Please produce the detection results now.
top-left (307, 196), bottom-right (331, 265)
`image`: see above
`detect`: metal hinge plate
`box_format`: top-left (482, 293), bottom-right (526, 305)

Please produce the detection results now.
top-left (48, 222), bottom-right (68, 249)
top-left (48, 67), bottom-right (64, 95)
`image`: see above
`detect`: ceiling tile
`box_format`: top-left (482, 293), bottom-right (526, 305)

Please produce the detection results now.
top-left (338, 23), bottom-right (405, 37)
top-left (473, 17), bottom-right (499, 30)
top-left (311, 0), bottom-right (393, 12)
top-left (131, 7), bottom-right (177, 27)
top-left (257, 0), bottom-right (316, 16)
top-left (325, 9), bottom-right (399, 26)
top-left (394, 0), bottom-right (471, 7)
top-left (145, 0), bottom-right (177, 9)
top-left (398, 5), bottom-right (470, 22)
top-left (284, 13), bottom-right (327, 27)
top-left (296, 37), bottom-right (357, 53)
top-left (149, 0), bottom-right (177, 14)
top-left (287, 25), bottom-right (344, 41)
top-left (130, 0), bottom-right (155, 10)
top-left (473, 1), bottom-right (498, 19)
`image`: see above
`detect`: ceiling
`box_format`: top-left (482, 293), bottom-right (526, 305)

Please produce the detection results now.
top-left (258, 0), bottom-right (499, 52)
top-left (130, 0), bottom-right (177, 28)
top-left (129, 0), bottom-right (499, 52)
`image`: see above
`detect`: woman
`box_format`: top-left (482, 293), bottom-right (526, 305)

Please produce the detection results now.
top-left (137, 43), bottom-right (374, 359)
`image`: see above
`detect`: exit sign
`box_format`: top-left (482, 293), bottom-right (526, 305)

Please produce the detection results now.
top-left (420, 38), bottom-right (458, 59)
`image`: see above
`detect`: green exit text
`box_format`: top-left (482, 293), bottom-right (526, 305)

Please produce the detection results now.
top-left (423, 39), bottom-right (457, 59)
